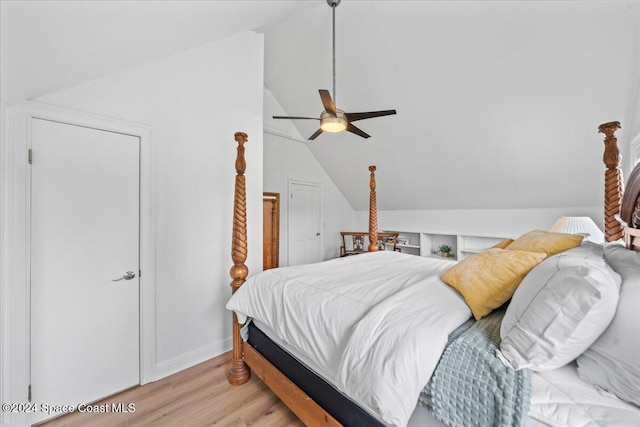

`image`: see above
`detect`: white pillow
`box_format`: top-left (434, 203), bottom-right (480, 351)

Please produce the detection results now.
top-left (499, 242), bottom-right (621, 371)
top-left (577, 245), bottom-right (640, 405)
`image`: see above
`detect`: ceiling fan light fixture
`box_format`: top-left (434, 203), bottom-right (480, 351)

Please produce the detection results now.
top-left (320, 110), bottom-right (347, 133)
top-left (271, 0), bottom-right (396, 140)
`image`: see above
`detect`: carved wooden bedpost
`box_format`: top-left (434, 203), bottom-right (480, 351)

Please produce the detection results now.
top-left (599, 121), bottom-right (624, 242)
top-left (368, 165), bottom-right (379, 252)
top-left (228, 132), bottom-right (250, 386)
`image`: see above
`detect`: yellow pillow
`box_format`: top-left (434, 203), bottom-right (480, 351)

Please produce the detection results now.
top-left (505, 230), bottom-right (584, 257)
top-left (441, 248), bottom-right (547, 320)
top-left (491, 238), bottom-right (515, 249)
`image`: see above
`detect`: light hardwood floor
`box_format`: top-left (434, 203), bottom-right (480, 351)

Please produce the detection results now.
top-left (38, 351), bottom-right (305, 427)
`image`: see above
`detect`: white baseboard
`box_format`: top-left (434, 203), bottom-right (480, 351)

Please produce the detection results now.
top-left (154, 337), bottom-right (232, 380)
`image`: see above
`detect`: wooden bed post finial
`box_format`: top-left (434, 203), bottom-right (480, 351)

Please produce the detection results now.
top-left (368, 165), bottom-right (379, 252)
top-left (228, 131), bottom-right (250, 386)
top-left (598, 121), bottom-right (624, 242)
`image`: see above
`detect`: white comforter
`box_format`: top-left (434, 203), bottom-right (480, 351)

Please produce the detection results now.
top-left (528, 362), bottom-right (640, 427)
top-left (226, 251), bottom-right (472, 427)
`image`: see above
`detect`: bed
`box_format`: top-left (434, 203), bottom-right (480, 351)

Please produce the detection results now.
top-left (226, 122), bottom-right (640, 427)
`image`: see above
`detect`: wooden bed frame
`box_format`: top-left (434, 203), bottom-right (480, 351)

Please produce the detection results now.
top-left (599, 121), bottom-right (640, 249)
top-left (227, 125), bottom-right (640, 426)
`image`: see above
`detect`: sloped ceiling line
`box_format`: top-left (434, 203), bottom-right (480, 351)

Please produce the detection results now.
top-left (2, 1), bottom-right (639, 211)
top-left (264, 1), bottom-right (640, 211)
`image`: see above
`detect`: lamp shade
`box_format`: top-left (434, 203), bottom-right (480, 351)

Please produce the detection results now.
top-left (549, 216), bottom-right (604, 243)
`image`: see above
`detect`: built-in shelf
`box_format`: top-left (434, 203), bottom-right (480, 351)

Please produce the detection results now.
top-left (457, 234), bottom-right (508, 259)
top-left (383, 229), bottom-right (509, 260)
top-left (460, 248), bottom-right (487, 254)
top-left (397, 243), bottom-right (420, 249)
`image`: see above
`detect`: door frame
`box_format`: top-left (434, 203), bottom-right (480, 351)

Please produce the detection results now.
top-left (287, 179), bottom-right (323, 266)
top-left (263, 192), bottom-right (280, 270)
top-left (0, 101), bottom-right (156, 427)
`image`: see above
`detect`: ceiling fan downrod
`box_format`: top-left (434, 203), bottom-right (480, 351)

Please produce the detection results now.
top-left (328, 0), bottom-right (340, 105)
top-left (271, 0), bottom-right (396, 140)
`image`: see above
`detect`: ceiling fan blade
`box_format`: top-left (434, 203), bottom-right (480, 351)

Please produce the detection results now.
top-left (319, 90), bottom-right (337, 116)
top-left (308, 128), bottom-right (324, 140)
top-left (347, 110), bottom-right (397, 122)
top-left (272, 116), bottom-right (320, 120)
top-left (346, 123), bottom-right (371, 139)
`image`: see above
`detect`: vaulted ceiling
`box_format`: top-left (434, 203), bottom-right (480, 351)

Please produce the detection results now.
top-left (0, 0), bottom-right (310, 104)
top-left (262, 1), bottom-right (640, 210)
top-left (3, 0), bottom-right (639, 211)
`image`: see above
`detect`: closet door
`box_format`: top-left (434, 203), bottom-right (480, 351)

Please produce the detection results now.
top-left (30, 118), bottom-right (140, 423)
top-left (288, 181), bottom-right (321, 266)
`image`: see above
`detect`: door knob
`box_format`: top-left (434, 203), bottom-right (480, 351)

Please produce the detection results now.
top-left (112, 271), bottom-right (136, 281)
top-left (316, 232), bottom-right (321, 236)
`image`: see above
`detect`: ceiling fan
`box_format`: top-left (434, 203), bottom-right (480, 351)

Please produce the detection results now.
top-left (273, 0), bottom-right (397, 140)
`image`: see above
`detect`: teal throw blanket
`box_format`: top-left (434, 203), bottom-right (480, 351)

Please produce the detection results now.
top-left (419, 311), bottom-right (531, 427)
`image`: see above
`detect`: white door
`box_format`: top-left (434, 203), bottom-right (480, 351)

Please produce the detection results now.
top-left (288, 182), bottom-right (322, 266)
top-left (30, 119), bottom-right (140, 423)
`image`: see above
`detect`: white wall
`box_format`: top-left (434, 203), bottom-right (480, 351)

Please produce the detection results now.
top-left (35, 32), bottom-right (264, 377)
top-left (0, 100), bottom-right (7, 424)
top-left (631, 83), bottom-right (640, 167)
top-left (626, 4), bottom-right (640, 171)
top-left (356, 206), bottom-right (602, 243)
top-left (264, 89), bottom-right (356, 263)
top-left (264, 131), bottom-right (356, 263)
